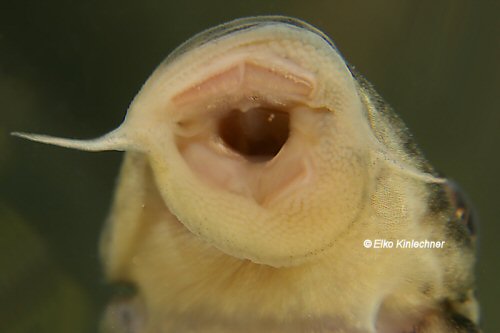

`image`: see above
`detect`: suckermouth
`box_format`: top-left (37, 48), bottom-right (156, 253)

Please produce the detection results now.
top-left (14, 16), bottom-right (480, 333)
top-left (170, 60), bottom-right (326, 206)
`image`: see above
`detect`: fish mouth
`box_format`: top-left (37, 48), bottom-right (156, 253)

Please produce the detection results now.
top-left (170, 60), bottom-right (326, 206)
top-left (217, 106), bottom-right (290, 159)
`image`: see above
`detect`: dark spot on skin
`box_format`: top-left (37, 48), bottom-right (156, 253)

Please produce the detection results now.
top-left (441, 181), bottom-right (478, 248)
top-left (417, 179), bottom-right (477, 248)
top-left (457, 292), bottom-right (469, 303)
top-left (420, 283), bottom-right (434, 296)
top-left (448, 312), bottom-right (481, 333)
top-left (445, 181), bottom-right (478, 237)
top-left (438, 299), bottom-right (481, 333)
top-left (446, 217), bottom-right (474, 249)
top-left (427, 181), bottom-right (452, 214)
top-left (410, 300), bottom-right (480, 332)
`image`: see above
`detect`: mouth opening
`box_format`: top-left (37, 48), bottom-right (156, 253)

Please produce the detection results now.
top-left (218, 107), bottom-right (290, 161)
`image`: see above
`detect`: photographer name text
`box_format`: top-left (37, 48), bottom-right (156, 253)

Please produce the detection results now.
top-left (363, 239), bottom-right (445, 249)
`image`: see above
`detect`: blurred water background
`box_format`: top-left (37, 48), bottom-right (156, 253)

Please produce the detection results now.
top-left (0, 1), bottom-right (498, 332)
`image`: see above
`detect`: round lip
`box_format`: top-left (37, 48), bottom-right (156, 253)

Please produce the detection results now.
top-left (123, 16), bottom-right (371, 268)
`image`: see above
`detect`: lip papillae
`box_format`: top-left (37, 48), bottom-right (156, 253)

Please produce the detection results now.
top-left (171, 60), bottom-right (325, 206)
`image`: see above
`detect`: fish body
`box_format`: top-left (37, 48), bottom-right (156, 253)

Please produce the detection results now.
top-left (15, 16), bottom-right (480, 333)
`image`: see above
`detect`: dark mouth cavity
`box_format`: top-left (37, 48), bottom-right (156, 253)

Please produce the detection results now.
top-left (218, 107), bottom-right (290, 160)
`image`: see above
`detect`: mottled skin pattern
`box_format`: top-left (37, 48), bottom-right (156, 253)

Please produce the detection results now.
top-left (352, 71), bottom-right (480, 332)
top-left (15, 17), bottom-right (480, 333)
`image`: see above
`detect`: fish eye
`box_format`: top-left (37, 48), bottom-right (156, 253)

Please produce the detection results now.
top-left (445, 181), bottom-right (478, 237)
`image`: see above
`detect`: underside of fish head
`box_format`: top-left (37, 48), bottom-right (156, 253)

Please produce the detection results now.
top-left (118, 18), bottom-right (376, 267)
top-left (15, 16), bottom-right (479, 332)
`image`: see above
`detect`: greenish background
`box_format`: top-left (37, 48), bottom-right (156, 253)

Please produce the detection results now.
top-left (1, 0), bottom-right (498, 332)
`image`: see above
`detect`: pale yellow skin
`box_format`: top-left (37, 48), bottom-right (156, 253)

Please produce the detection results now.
top-left (15, 17), bottom-right (479, 333)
